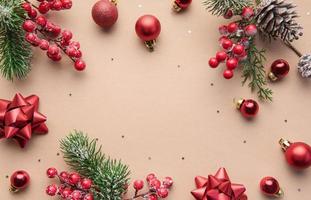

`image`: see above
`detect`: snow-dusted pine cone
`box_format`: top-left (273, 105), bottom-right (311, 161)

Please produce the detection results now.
top-left (298, 54), bottom-right (311, 78)
top-left (255, 0), bottom-right (303, 42)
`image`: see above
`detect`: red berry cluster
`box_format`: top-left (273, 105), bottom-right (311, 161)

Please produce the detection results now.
top-left (209, 7), bottom-right (256, 79)
top-left (45, 168), bottom-right (94, 200)
top-left (21, 1), bottom-right (86, 71)
top-left (127, 173), bottom-right (173, 200)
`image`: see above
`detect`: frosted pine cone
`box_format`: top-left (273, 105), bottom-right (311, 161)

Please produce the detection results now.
top-left (298, 54), bottom-right (311, 78)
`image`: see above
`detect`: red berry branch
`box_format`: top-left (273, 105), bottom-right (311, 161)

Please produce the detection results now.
top-left (21, 0), bottom-right (86, 71)
top-left (46, 168), bottom-right (95, 200)
top-left (125, 173), bottom-right (173, 200)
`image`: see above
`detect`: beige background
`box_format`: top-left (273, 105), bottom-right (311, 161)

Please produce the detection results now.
top-left (1, 0), bottom-right (311, 199)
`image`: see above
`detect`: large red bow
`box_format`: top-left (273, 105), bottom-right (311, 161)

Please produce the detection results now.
top-left (191, 168), bottom-right (247, 200)
top-left (0, 93), bottom-right (48, 148)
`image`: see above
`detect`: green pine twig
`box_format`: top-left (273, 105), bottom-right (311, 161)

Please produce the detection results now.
top-left (60, 131), bottom-right (130, 200)
top-left (203, 0), bottom-right (253, 16)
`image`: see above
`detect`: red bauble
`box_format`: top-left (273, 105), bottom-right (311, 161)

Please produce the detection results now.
top-left (268, 59), bottom-right (290, 81)
top-left (260, 177), bottom-right (282, 197)
top-left (209, 57), bottom-right (219, 68)
top-left (173, 0), bottom-right (192, 12)
top-left (92, 0), bottom-right (118, 29)
top-left (10, 170), bottom-right (30, 192)
top-left (279, 139), bottom-right (311, 169)
top-left (135, 15), bottom-right (161, 42)
top-left (237, 99), bottom-right (259, 118)
top-left (223, 69), bottom-right (234, 79)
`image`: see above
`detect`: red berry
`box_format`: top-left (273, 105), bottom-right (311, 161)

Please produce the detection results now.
top-left (46, 184), bottom-right (58, 196)
top-left (39, 39), bottom-right (49, 50)
top-left (48, 44), bottom-right (60, 55)
top-left (149, 178), bottom-right (161, 189)
top-left (226, 58), bottom-right (239, 70)
top-left (221, 39), bottom-right (233, 50)
top-left (241, 7), bottom-right (254, 19)
top-left (216, 51), bottom-right (227, 62)
top-left (75, 50), bottom-right (82, 58)
top-left (71, 190), bottom-right (82, 199)
top-left (81, 178), bottom-right (93, 190)
top-left (227, 22), bottom-right (238, 33)
top-left (224, 9), bottom-right (233, 19)
top-left (22, 20), bottom-right (36, 32)
top-left (38, 2), bottom-right (50, 14)
top-left (69, 173), bottom-right (81, 185)
top-left (62, 30), bottom-right (73, 41)
top-left (52, 25), bottom-right (62, 37)
top-left (28, 9), bottom-right (38, 18)
top-left (233, 44), bottom-right (245, 55)
top-left (84, 193), bottom-right (94, 200)
top-left (61, 0), bottom-right (72, 9)
top-left (209, 57), bottom-right (219, 68)
top-left (36, 16), bottom-right (47, 27)
top-left (47, 53), bottom-right (62, 61)
top-left (157, 187), bottom-right (169, 198)
top-left (70, 41), bottom-right (80, 49)
top-left (66, 45), bottom-right (77, 57)
top-left (22, 3), bottom-right (32, 12)
top-left (162, 177), bottom-right (173, 189)
top-left (60, 187), bottom-right (72, 198)
top-left (244, 24), bottom-right (257, 36)
top-left (25, 33), bottom-right (40, 46)
top-left (146, 173), bottom-right (156, 183)
top-left (59, 171), bottom-right (69, 182)
top-left (61, 39), bottom-right (70, 47)
top-left (218, 25), bottom-right (227, 35)
top-left (46, 167), bottom-right (58, 178)
top-left (148, 194), bottom-right (158, 200)
top-left (52, 0), bottom-right (63, 10)
top-left (133, 180), bottom-right (144, 191)
top-left (74, 59), bottom-right (86, 71)
top-left (223, 69), bottom-right (234, 79)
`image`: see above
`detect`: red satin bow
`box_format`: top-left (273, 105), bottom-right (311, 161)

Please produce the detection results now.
top-left (191, 168), bottom-right (247, 200)
top-left (0, 93), bottom-right (48, 148)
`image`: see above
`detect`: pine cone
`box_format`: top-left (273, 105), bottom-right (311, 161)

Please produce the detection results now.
top-left (298, 54), bottom-right (311, 78)
top-left (255, 0), bottom-right (303, 42)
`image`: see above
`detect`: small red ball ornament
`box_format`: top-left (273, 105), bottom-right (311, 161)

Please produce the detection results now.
top-left (260, 177), bottom-right (283, 197)
top-left (10, 170), bottom-right (30, 192)
top-left (92, 0), bottom-right (118, 29)
top-left (172, 0), bottom-right (192, 12)
top-left (135, 15), bottom-right (161, 51)
top-left (279, 139), bottom-right (311, 169)
top-left (268, 59), bottom-right (290, 81)
top-left (236, 98), bottom-right (259, 118)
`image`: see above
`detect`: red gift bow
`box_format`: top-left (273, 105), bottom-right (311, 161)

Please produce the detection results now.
top-left (0, 93), bottom-right (48, 148)
top-left (191, 168), bottom-right (247, 200)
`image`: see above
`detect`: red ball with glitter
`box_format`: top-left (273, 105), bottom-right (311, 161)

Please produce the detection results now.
top-left (92, 0), bottom-right (118, 29)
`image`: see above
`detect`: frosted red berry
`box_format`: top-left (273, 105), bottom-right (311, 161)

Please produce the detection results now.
top-left (157, 187), bottom-right (169, 198)
top-left (133, 180), bottom-right (144, 191)
top-left (74, 60), bottom-right (86, 71)
top-left (146, 173), bottom-right (156, 183)
top-left (28, 9), bottom-right (38, 18)
top-left (223, 69), bottom-right (234, 79)
top-left (62, 30), bottom-right (73, 41)
top-left (69, 173), bottom-right (81, 185)
top-left (22, 20), bottom-right (36, 32)
top-left (61, 0), bottom-right (72, 9)
top-left (244, 24), bottom-right (257, 36)
top-left (241, 7), bottom-right (254, 19)
top-left (52, 1), bottom-right (63, 11)
top-left (60, 187), bottom-right (72, 198)
top-left (22, 3), bottom-right (32, 12)
top-left (46, 167), bottom-right (58, 178)
top-left (46, 184), bottom-right (58, 196)
top-left (162, 177), bottom-right (173, 188)
top-left (148, 194), bottom-right (158, 200)
top-left (48, 44), bottom-right (60, 55)
top-left (149, 178), bottom-right (161, 189)
top-left (209, 57), bottom-right (219, 68)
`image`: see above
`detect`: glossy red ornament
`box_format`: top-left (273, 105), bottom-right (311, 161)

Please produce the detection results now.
top-left (223, 69), bottom-right (234, 79)
top-left (237, 99), bottom-right (259, 118)
top-left (92, 0), bottom-right (118, 29)
top-left (173, 0), bottom-right (192, 12)
top-left (135, 15), bottom-right (161, 51)
top-left (260, 177), bottom-right (283, 197)
top-left (268, 59), bottom-right (290, 81)
top-left (191, 168), bottom-right (247, 200)
top-left (10, 170), bottom-right (30, 192)
top-left (279, 139), bottom-right (311, 169)
top-left (0, 93), bottom-right (48, 148)
top-left (209, 57), bottom-right (219, 68)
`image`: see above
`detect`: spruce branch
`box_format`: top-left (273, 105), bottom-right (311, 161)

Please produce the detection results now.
top-left (60, 130), bottom-right (130, 200)
top-left (241, 38), bottom-right (272, 101)
top-left (203, 0), bottom-right (253, 16)
top-left (0, 0), bottom-right (31, 80)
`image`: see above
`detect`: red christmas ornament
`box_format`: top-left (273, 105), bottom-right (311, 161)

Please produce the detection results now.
top-left (92, 0), bottom-right (118, 29)
top-left (268, 59), bottom-right (290, 81)
top-left (10, 170), bottom-right (30, 192)
top-left (135, 15), bottom-right (161, 51)
top-left (236, 98), bottom-right (259, 118)
top-left (279, 139), bottom-right (311, 169)
top-left (0, 93), bottom-right (48, 148)
top-left (260, 177), bottom-right (283, 197)
top-left (191, 168), bottom-right (247, 200)
top-left (172, 0), bottom-right (192, 12)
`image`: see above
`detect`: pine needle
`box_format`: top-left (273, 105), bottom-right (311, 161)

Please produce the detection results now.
top-left (203, 0), bottom-right (253, 16)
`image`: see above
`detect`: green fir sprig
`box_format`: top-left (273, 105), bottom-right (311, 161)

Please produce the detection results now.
top-left (0, 0), bottom-right (31, 80)
top-left (203, 0), bottom-right (252, 16)
top-left (60, 131), bottom-right (130, 200)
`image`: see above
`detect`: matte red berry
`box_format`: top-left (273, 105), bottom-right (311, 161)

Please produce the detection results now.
top-left (133, 180), bottom-right (144, 190)
top-left (46, 184), bottom-right (58, 196)
top-left (227, 22), bottom-right (238, 33)
top-left (71, 190), bottom-right (82, 199)
top-left (22, 20), bottom-right (36, 32)
top-left (75, 50), bottom-right (82, 58)
top-left (221, 39), bottom-right (233, 50)
top-left (70, 41), bottom-right (80, 49)
top-left (233, 44), bottom-right (245, 55)
top-left (74, 60), bottom-right (86, 71)
top-left (25, 33), bottom-right (40, 46)
top-left (66, 45), bottom-right (77, 57)
top-left (226, 58), bottom-right (238, 70)
top-left (38, 2), bottom-right (50, 14)
top-left (46, 167), bottom-right (58, 178)
top-left (157, 187), bottom-right (169, 198)
top-left (209, 57), bottom-right (219, 68)
top-left (223, 69), bottom-right (234, 79)
top-left (216, 51), bottom-right (227, 62)
top-left (81, 178), bottom-right (93, 190)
